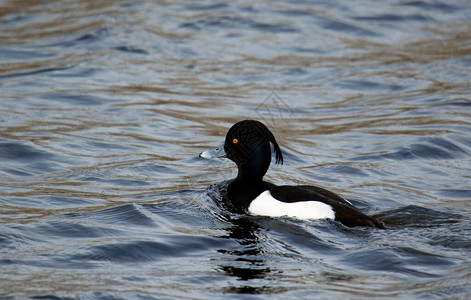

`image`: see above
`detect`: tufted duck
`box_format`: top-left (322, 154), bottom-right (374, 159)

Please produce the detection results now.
top-left (200, 120), bottom-right (385, 228)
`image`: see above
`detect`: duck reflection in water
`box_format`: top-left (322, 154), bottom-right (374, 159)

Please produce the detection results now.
top-left (217, 216), bottom-right (282, 294)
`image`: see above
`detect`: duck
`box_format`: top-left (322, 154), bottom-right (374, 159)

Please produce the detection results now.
top-left (200, 120), bottom-right (385, 229)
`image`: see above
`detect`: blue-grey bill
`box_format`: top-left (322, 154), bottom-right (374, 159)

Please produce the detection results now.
top-left (200, 144), bottom-right (226, 159)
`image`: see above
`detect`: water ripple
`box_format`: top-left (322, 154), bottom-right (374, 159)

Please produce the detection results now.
top-left (1, 0), bottom-right (470, 298)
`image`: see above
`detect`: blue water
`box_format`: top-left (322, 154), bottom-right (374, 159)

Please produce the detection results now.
top-left (1, 0), bottom-right (471, 298)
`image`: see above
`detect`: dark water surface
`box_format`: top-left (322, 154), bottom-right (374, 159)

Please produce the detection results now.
top-left (1, 0), bottom-right (471, 298)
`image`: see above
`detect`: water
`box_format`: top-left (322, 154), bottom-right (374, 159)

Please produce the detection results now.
top-left (1, 0), bottom-right (470, 298)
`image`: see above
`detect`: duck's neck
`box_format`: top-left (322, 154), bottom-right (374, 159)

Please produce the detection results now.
top-left (227, 144), bottom-right (272, 211)
top-left (235, 164), bottom-right (265, 183)
top-left (235, 142), bottom-right (271, 183)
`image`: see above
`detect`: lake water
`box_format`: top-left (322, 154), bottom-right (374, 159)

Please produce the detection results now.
top-left (1, 0), bottom-right (471, 299)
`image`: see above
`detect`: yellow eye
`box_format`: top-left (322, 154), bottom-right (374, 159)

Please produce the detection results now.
top-left (233, 138), bottom-right (238, 144)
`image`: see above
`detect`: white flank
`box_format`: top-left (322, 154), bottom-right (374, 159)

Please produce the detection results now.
top-left (248, 190), bottom-right (335, 220)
